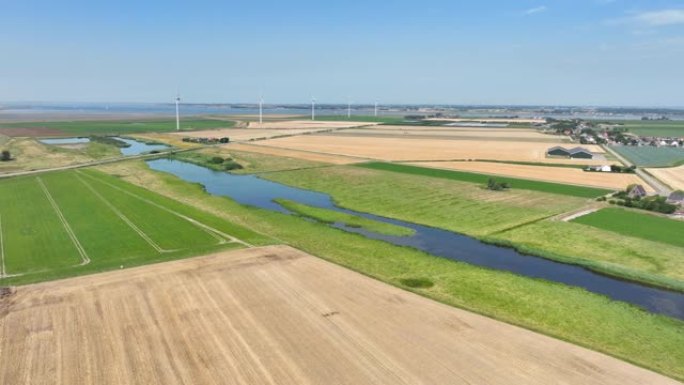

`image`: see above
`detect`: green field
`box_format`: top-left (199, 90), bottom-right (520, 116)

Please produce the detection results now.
top-left (275, 198), bottom-right (415, 236)
top-left (98, 159), bottom-right (684, 381)
top-left (0, 118), bottom-right (234, 135)
top-left (263, 164), bottom-right (587, 237)
top-left (572, 208), bottom-right (684, 248)
top-left (357, 162), bottom-right (613, 198)
top-left (609, 145), bottom-right (684, 167)
top-left (620, 120), bottom-right (684, 137)
top-left (0, 169), bottom-right (271, 284)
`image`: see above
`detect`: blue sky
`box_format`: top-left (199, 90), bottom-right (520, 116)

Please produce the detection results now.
top-left (1, 0), bottom-right (683, 106)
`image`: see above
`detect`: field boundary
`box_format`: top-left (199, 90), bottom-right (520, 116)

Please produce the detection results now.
top-left (36, 177), bottom-right (91, 265)
top-left (74, 174), bottom-right (169, 253)
top-left (0, 214), bottom-right (5, 278)
top-left (77, 170), bottom-right (251, 247)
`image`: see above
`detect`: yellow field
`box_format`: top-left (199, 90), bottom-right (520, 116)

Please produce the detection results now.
top-left (335, 125), bottom-right (565, 141)
top-left (411, 161), bottom-right (652, 191)
top-left (228, 142), bottom-right (366, 164)
top-left (258, 135), bottom-right (607, 164)
top-left (246, 120), bottom-right (377, 129)
top-left (0, 245), bottom-right (676, 385)
top-left (647, 165), bottom-right (684, 191)
top-left (425, 117), bottom-right (547, 124)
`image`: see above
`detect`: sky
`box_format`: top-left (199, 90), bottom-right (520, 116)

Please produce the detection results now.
top-left (1, 0), bottom-right (683, 106)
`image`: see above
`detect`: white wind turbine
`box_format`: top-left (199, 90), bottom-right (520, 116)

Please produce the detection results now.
top-left (311, 97), bottom-right (316, 121)
top-left (374, 101), bottom-right (378, 117)
top-left (259, 94), bottom-right (264, 125)
top-left (175, 93), bottom-right (181, 131)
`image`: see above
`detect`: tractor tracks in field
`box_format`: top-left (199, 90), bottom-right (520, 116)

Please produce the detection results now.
top-left (76, 170), bottom-right (251, 248)
top-left (36, 177), bottom-right (91, 266)
top-left (74, 173), bottom-right (173, 253)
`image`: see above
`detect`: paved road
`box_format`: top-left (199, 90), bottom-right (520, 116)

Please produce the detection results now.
top-left (602, 145), bottom-right (671, 196)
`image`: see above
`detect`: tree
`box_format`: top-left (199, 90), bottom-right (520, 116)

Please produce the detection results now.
top-left (0, 150), bottom-right (11, 161)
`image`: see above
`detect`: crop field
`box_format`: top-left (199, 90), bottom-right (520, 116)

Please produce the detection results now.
top-left (0, 169), bottom-right (269, 284)
top-left (410, 161), bottom-right (650, 191)
top-left (172, 127), bottom-right (340, 141)
top-left (228, 142), bottom-right (364, 164)
top-left (258, 134), bottom-right (606, 165)
top-left (609, 145), bottom-right (684, 167)
top-left (335, 125), bottom-right (566, 142)
top-left (4, 245), bottom-right (677, 385)
top-left (620, 120), bottom-right (684, 138)
top-left (572, 208), bottom-right (684, 248)
top-left (0, 118), bottom-right (233, 136)
top-left (246, 119), bottom-right (377, 129)
top-left (262, 165), bottom-right (588, 236)
top-left (646, 165), bottom-right (684, 190)
top-left (359, 162), bottom-right (612, 198)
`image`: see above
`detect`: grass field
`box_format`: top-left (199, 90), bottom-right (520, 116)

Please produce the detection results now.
top-left (572, 208), bottom-right (684, 248)
top-left (94, 159), bottom-right (684, 381)
top-left (610, 145), bottom-right (684, 167)
top-left (0, 118), bottom-right (234, 136)
top-left (358, 162), bottom-right (613, 198)
top-left (0, 169), bottom-right (271, 284)
top-left (274, 198), bottom-right (415, 236)
top-left (620, 120), bottom-right (684, 138)
top-left (262, 165), bottom-right (587, 237)
top-left (493, 220), bottom-right (684, 291)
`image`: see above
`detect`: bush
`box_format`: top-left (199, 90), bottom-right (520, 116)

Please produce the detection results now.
top-left (399, 278), bottom-right (434, 289)
top-left (223, 160), bottom-right (243, 171)
top-left (0, 150), bottom-right (10, 161)
top-left (209, 156), bottom-right (225, 164)
top-left (486, 177), bottom-right (511, 191)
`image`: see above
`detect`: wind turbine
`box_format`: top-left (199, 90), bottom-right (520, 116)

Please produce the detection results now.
top-left (374, 101), bottom-right (378, 117)
top-left (259, 94), bottom-right (264, 125)
top-left (347, 98), bottom-right (351, 119)
top-left (175, 93), bottom-right (181, 131)
top-left (311, 97), bottom-right (316, 121)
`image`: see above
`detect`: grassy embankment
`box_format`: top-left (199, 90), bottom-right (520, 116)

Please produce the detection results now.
top-left (95, 159), bottom-right (684, 381)
top-left (0, 169), bottom-right (271, 285)
top-left (170, 147), bottom-right (328, 174)
top-left (0, 118), bottom-right (234, 135)
top-left (274, 198), bottom-right (414, 237)
top-left (0, 138), bottom-right (122, 173)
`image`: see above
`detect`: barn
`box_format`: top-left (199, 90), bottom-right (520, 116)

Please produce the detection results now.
top-left (569, 147), bottom-right (594, 159)
top-left (547, 146), bottom-right (571, 157)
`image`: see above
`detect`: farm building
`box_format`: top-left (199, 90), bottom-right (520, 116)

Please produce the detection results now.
top-left (667, 191), bottom-right (684, 205)
top-left (568, 147), bottom-right (594, 159)
top-left (547, 146), bottom-right (594, 159)
top-left (547, 146), bottom-right (571, 157)
top-left (627, 184), bottom-right (648, 199)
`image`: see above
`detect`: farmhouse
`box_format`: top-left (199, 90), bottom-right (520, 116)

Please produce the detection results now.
top-left (667, 191), bottom-right (684, 205)
top-left (627, 184), bottom-right (648, 199)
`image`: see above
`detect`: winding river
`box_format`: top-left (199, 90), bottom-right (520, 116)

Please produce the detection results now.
top-left (147, 158), bottom-right (684, 320)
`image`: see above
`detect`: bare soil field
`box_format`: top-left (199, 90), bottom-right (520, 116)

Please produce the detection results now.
top-left (411, 161), bottom-right (652, 191)
top-left (0, 245), bottom-right (676, 385)
top-left (425, 117), bottom-right (546, 124)
top-left (647, 165), bottom-right (684, 191)
top-left (335, 125), bottom-right (567, 142)
top-left (259, 135), bottom-right (606, 165)
top-left (228, 143), bottom-right (366, 164)
top-left (246, 120), bottom-right (377, 129)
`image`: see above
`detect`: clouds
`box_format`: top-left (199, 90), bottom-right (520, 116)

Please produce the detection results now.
top-left (610, 9), bottom-right (684, 27)
top-left (523, 6), bottom-right (547, 16)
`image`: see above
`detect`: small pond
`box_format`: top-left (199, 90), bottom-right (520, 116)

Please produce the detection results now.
top-left (39, 137), bottom-right (90, 145)
top-left (114, 137), bottom-right (170, 156)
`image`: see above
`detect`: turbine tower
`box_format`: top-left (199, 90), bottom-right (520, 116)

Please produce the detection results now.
top-left (374, 101), bottom-right (378, 117)
top-left (347, 98), bottom-right (351, 119)
top-left (311, 97), bottom-right (316, 121)
top-left (259, 94), bottom-right (264, 125)
top-left (175, 93), bottom-right (181, 131)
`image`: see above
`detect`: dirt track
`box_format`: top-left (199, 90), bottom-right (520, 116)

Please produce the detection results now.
top-left (0, 245), bottom-right (677, 385)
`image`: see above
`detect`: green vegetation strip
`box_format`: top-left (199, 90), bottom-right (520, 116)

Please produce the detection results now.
top-left (572, 208), bottom-right (684, 248)
top-left (609, 145), bottom-right (684, 168)
top-left (274, 199), bottom-right (415, 237)
top-left (357, 162), bottom-right (612, 198)
top-left (132, 164), bottom-right (684, 381)
top-left (0, 118), bottom-right (234, 135)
